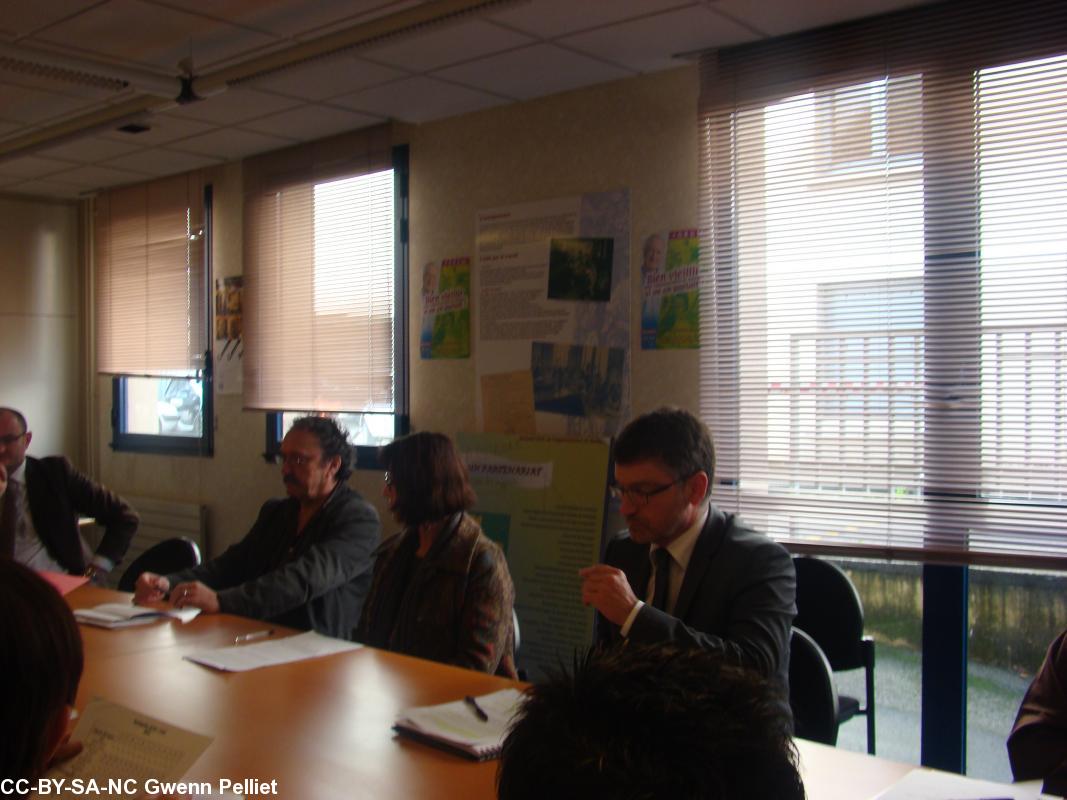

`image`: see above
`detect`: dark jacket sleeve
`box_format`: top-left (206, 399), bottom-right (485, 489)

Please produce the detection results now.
top-left (624, 536), bottom-right (796, 681)
top-left (53, 457), bottom-right (139, 567)
top-left (172, 492), bottom-right (379, 622)
top-left (453, 540), bottom-right (516, 676)
top-left (1008, 630), bottom-right (1067, 795)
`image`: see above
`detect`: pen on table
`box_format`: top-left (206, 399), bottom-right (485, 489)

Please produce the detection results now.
top-left (234, 629), bottom-right (275, 645)
top-left (463, 695), bottom-right (489, 722)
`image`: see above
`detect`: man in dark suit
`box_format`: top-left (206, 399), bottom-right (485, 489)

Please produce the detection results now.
top-left (0, 407), bottom-right (138, 581)
top-left (580, 407), bottom-right (795, 690)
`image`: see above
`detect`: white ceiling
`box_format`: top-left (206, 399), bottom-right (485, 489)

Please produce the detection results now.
top-left (0, 0), bottom-right (936, 200)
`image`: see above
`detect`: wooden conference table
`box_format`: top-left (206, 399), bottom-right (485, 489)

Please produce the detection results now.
top-left (68, 586), bottom-right (913, 800)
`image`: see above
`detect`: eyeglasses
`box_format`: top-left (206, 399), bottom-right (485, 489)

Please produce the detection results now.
top-left (273, 453), bottom-right (314, 467)
top-left (383, 471), bottom-right (393, 487)
top-left (0, 432), bottom-right (26, 446)
top-left (609, 474), bottom-right (692, 507)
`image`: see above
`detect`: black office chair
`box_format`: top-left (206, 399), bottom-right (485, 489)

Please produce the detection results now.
top-left (793, 555), bottom-right (877, 753)
top-left (118, 537), bottom-right (202, 592)
top-left (789, 627), bottom-right (840, 745)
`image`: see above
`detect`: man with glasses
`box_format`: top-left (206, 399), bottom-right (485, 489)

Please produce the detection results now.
top-left (134, 416), bottom-right (379, 638)
top-left (0, 407), bottom-right (138, 582)
top-left (580, 407), bottom-right (795, 690)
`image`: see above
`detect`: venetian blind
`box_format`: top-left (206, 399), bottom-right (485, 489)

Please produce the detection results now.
top-left (699, 0), bottom-right (1067, 568)
top-left (242, 125), bottom-right (395, 413)
top-left (95, 172), bottom-right (206, 375)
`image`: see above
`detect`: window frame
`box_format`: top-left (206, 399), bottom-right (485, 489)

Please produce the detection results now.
top-left (262, 145), bottom-right (410, 468)
top-left (110, 184), bottom-right (214, 457)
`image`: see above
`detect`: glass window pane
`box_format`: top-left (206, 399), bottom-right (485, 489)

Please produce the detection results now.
top-left (124, 376), bottom-right (204, 438)
top-left (280, 411), bottom-right (394, 449)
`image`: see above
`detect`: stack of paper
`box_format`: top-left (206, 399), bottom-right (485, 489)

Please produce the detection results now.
top-left (183, 630), bottom-right (361, 672)
top-left (393, 688), bottom-right (525, 761)
top-left (74, 603), bottom-right (201, 628)
top-left (873, 767), bottom-right (1053, 799)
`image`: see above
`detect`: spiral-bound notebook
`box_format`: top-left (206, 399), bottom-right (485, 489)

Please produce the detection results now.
top-left (393, 687), bottom-right (524, 761)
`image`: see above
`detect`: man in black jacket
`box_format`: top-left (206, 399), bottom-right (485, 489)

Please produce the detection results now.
top-left (0, 407), bottom-right (138, 582)
top-left (134, 416), bottom-right (380, 638)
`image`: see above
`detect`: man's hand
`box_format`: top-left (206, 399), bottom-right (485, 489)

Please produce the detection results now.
top-left (171, 580), bottom-right (220, 614)
top-left (579, 564), bottom-right (639, 626)
top-left (133, 572), bottom-right (170, 605)
top-left (83, 564), bottom-right (108, 586)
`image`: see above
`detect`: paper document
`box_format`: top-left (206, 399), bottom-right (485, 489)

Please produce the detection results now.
top-left (873, 767), bottom-right (1053, 799)
top-left (74, 603), bottom-right (201, 628)
top-left (394, 687), bottom-right (525, 760)
top-left (184, 630), bottom-right (361, 671)
top-left (47, 698), bottom-right (212, 787)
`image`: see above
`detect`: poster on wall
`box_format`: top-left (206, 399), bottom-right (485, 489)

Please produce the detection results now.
top-left (640, 229), bottom-right (700, 350)
top-left (458, 432), bottom-right (610, 681)
top-left (420, 256), bottom-right (471, 359)
top-left (475, 190), bottom-right (630, 438)
top-left (214, 276), bottom-right (244, 395)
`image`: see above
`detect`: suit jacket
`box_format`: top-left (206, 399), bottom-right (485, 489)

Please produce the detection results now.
top-left (598, 505), bottom-right (796, 692)
top-left (1008, 629), bottom-right (1067, 795)
top-left (24, 456), bottom-right (139, 574)
top-left (355, 512), bottom-right (517, 678)
top-left (167, 483), bottom-right (379, 639)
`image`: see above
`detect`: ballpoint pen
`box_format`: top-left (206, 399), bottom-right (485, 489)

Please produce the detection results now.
top-left (463, 695), bottom-right (489, 722)
top-left (234, 629), bottom-right (275, 645)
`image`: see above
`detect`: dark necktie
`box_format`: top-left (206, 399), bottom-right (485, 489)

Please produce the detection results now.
top-left (652, 547), bottom-right (672, 612)
top-left (0, 479), bottom-right (20, 556)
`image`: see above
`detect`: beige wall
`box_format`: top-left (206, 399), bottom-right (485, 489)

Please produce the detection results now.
top-left (80, 64), bottom-right (700, 557)
top-left (0, 194), bottom-right (82, 464)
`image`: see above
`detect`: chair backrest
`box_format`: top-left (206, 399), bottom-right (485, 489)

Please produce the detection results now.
top-left (117, 536), bottom-right (202, 592)
top-left (789, 627), bottom-right (840, 745)
top-left (793, 556), bottom-right (866, 671)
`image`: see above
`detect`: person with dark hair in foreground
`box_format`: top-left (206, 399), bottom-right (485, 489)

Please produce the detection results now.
top-left (1008, 628), bottom-right (1067, 795)
top-left (497, 643), bottom-right (805, 800)
top-left (135, 416), bottom-right (379, 638)
top-left (580, 407), bottom-right (795, 693)
top-left (1, 557), bottom-right (84, 783)
top-left (355, 431), bottom-right (517, 676)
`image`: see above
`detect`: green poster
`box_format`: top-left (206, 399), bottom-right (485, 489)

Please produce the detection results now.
top-left (458, 432), bottom-right (611, 680)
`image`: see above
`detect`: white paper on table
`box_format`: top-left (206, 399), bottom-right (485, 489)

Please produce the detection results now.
top-left (183, 630), bottom-right (362, 671)
top-left (872, 767), bottom-right (1055, 799)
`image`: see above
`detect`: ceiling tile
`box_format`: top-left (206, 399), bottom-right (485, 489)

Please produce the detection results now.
top-left (560, 6), bottom-right (757, 72)
top-left (102, 148), bottom-right (222, 176)
top-left (46, 163), bottom-right (151, 189)
top-left (242, 55), bottom-right (406, 101)
top-left (159, 0), bottom-right (419, 39)
top-left (712, 0), bottom-right (930, 37)
top-left (334, 76), bottom-right (506, 124)
top-left (37, 0), bottom-right (279, 73)
top-left (0, 155), bottom-right (74, 179)
top-left (243, 105), bottom-right (384, 141)
top-left (1, 0), bottom-right (99, 38)
top-left (489, 0), bottom-right (694, 38)
top-left (162, 87), bottom-right (301, 125)
top-left (361, 19), bottom-right (535, 72)
top-left (0, 84), bottom-right (99, 124)
top-left (98, 115), bottom-right (216, 146)
top-left (173, 127), bottom-right (295, 160)
top-left (35, 136), bottom-right (143, 163)
top-left (437, 44), bottom-right (632, 101)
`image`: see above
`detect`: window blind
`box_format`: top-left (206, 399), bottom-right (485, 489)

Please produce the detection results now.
top-left (699, 0), bottom-right (1067, 568)
top-left (95, 172), bottom-right (206, 376)
top-left (242, 125), bottom-right (395, 413)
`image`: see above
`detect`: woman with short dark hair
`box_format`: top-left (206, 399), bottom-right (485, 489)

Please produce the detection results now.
top-left (355, 432), bottom-right (516, 677)
top-left (1, 557), bottom-right (84, 783)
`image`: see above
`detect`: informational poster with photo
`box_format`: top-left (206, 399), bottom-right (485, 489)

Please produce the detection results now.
top-left (475, 190), bottom-right (630, 437)
top-left (640, 229), bottom-right (700, 349)
top-left (420, 256), bottom-right (471, 359)
top-left (214, 276), bottom-right (243, 394)
top-left (458, 432), bottom-right (611, 681)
